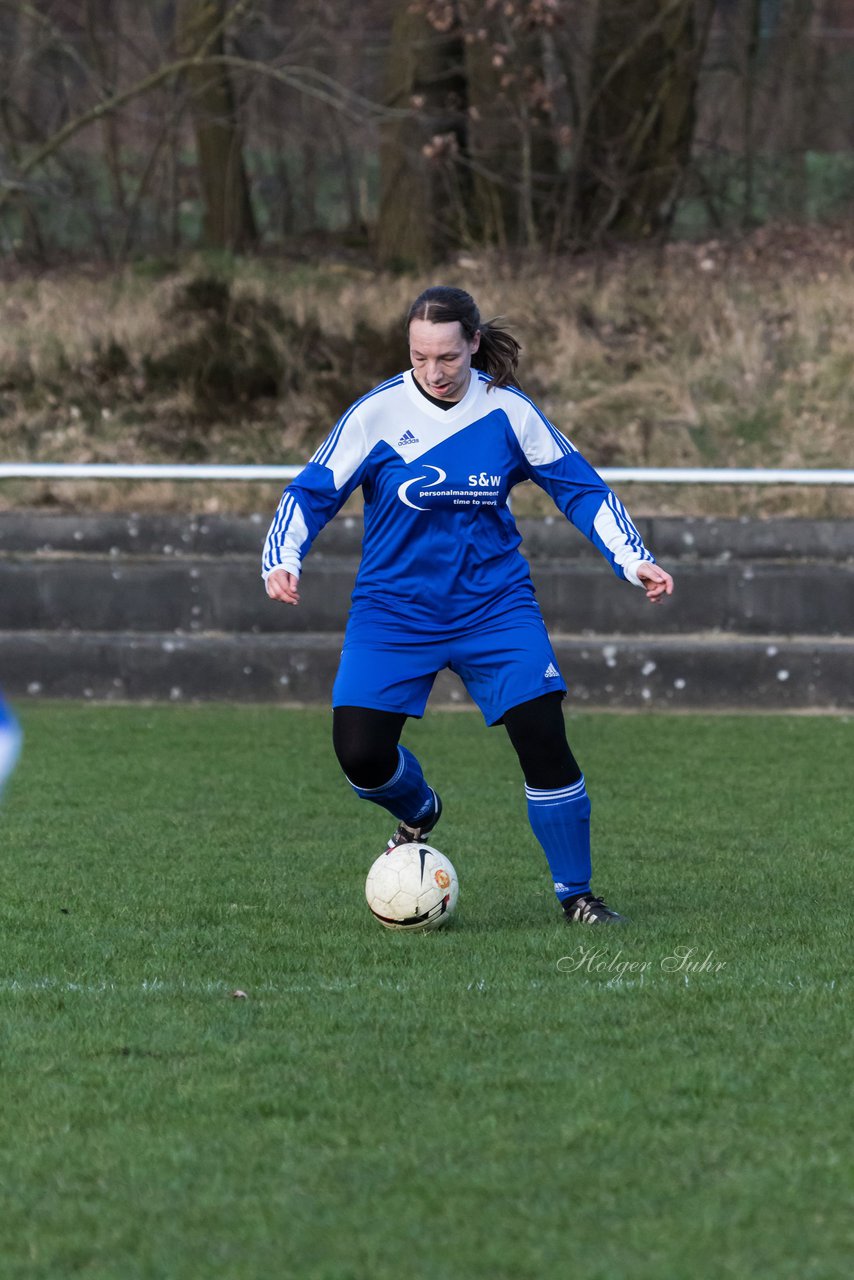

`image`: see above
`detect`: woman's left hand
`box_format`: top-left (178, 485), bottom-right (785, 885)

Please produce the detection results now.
top-left (636, 563), bottom-right (674, 604)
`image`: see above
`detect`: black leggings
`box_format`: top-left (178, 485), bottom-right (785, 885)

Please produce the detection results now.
top-left (333, 692), bottom-right (581, 792)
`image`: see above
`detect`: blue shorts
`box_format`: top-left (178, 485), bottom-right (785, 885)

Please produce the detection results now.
top-left (332, 611), bottom-right (567, 726)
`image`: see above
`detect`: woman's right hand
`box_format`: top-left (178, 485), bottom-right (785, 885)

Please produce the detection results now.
top-left (265, 568), bottom-right (301, 606)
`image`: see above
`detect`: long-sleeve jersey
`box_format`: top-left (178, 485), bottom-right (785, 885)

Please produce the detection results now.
top-left (262, 369), bottom-right (655, 634)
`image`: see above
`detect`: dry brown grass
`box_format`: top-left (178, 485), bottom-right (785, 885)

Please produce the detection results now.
top-left (1, 227), bottom-right (852, 517)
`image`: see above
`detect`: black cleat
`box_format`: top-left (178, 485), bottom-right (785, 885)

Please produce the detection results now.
top-left (386, 790), bottom-right (443, 851)
top-left (562, 892), bottom-right (628, 925)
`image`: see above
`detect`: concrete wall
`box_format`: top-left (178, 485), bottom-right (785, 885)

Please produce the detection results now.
top-left (1, 513), bottom-right (851, 710)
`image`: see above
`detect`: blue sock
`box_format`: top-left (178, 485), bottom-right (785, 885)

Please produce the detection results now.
top-left (526, 777), bottom-right (592, 902)
top-left (346, 745), bottom-right (434, 825)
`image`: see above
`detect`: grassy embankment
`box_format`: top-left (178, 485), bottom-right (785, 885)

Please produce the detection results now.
top-left (1, 225), bottom-right (852, 518)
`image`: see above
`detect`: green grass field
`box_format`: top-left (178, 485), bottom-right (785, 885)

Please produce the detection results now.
top-left (1, 705), bottom-right (850, 1279)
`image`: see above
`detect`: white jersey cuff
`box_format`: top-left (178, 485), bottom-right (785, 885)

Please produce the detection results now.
top-left (262, 560), bottom-right (301, 582)
top-left (622, 558), bottom-right (647, 588)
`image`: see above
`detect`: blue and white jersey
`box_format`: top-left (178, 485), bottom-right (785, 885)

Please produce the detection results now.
top-left (262, 369), bottom-right (655, 632)
top-left (0, 693), bottom-right (21, 796)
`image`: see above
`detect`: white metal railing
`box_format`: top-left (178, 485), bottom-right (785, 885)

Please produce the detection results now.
top-left (1, 463), bottom-right (853, 484)
top-left (0, 463), bottom-right (302, 481)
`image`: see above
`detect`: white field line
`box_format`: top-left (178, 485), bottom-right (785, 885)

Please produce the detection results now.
top-left (1, 463), bottom-right (854, 485)
top-left (0, 974), bottom-right (840, 996)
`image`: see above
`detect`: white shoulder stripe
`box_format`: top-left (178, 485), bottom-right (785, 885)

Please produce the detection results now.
top-left (311, 374), bottom-right (405, 469)
top-left (500, 384), bottom-right (577, 467)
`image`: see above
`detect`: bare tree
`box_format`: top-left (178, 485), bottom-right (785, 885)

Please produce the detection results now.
top-left (175, 0), bottom-right (257, 252)
top-left (84, 0), bottom-right (128, 223)
top-left (570, 0), bottom-right (714, 242)
top-left (0, 4), bottom-right (45, 256)
top-left (376, 2), bottom-right (469, 269)
top-left (463, 1), bottom-right (562, 250)
top-left (1, 0), bottom-right (851, 262)
top-left (773, 0), bottom-right (825, 217)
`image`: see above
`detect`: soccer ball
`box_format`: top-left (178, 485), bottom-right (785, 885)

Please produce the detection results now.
top-left (365, 843), bottom-right (459, 932)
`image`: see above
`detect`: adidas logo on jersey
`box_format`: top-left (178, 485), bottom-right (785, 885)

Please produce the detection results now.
top-left (544, 663), bottom-right (560, 678)
top-left (397, 430), bottom-right (419, 447)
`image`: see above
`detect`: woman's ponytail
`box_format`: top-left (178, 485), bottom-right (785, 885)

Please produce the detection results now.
top-left (471, 321), bottom-right (521, 390)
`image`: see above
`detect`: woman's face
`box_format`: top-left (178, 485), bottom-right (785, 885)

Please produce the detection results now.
top-left (409, 318), bottom-right (481, 402)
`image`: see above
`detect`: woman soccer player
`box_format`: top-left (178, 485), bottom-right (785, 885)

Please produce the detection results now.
top-left (263, 286), bottom-right (673, 924)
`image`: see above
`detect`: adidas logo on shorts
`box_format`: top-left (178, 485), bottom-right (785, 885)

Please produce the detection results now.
top-left (544, 663), bottom-right (560, 678)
